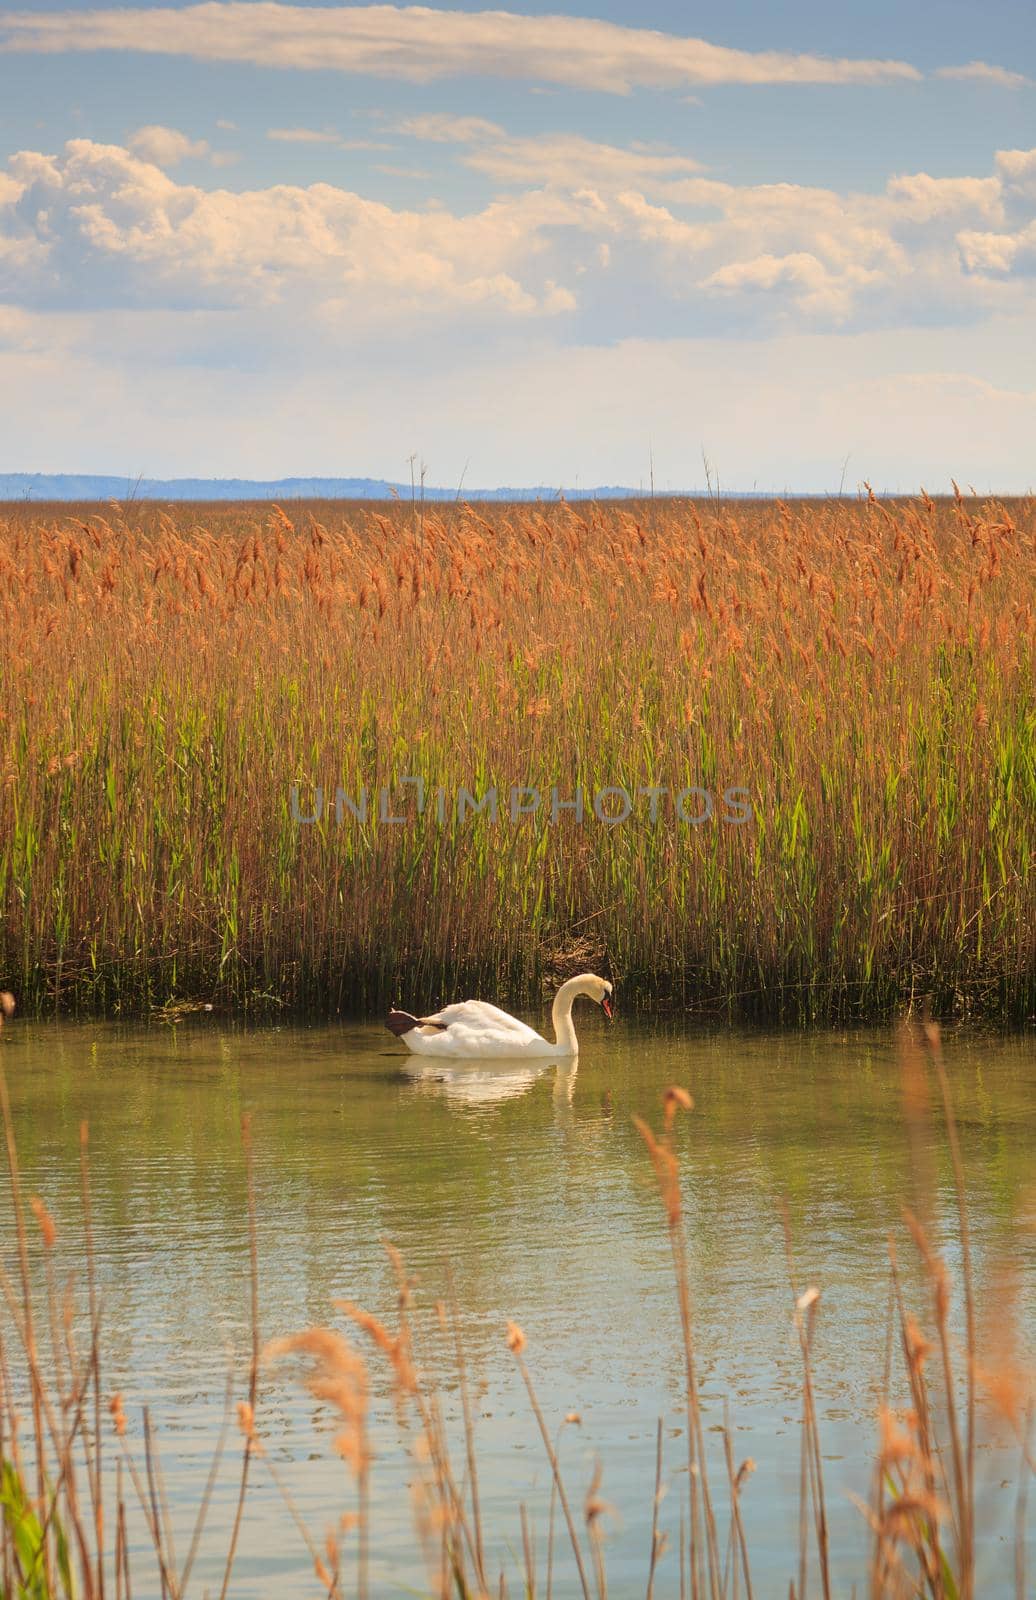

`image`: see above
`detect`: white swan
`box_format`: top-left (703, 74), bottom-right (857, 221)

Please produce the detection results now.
top-left (385, 973), bottom-right (613, 1059)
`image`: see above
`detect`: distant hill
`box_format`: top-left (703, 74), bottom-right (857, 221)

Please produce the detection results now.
top-left (1, 475), bottom-right (1018, 505)
top-left (0, 473), bottom-right (665, 503)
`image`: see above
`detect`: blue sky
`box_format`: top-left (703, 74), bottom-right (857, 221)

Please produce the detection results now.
top-left (1, 1), bottom-right (1035, 489)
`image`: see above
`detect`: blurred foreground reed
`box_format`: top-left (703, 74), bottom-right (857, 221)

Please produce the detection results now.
top-left (0, 998), bottom-right (1031, 1598)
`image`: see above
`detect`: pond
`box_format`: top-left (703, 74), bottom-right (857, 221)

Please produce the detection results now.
top-left (2, 1014), bottom-right (1034, 1596)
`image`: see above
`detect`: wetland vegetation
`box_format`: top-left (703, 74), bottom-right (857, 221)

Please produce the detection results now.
top-left (0, 493), bottom-right (1032, 1023)
top-left (0, 492), bottom-right (1032, 1595)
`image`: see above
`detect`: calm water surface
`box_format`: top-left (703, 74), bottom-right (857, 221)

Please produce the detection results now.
top-left (2, 1015), bottom-right (1034, 1596)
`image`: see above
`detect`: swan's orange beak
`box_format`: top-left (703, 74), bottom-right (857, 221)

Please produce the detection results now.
top-left (601, 994), bottom-right (613, 1020)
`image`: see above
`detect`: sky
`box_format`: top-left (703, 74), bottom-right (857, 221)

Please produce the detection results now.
top-left (1, 1), bottom-right (1035, 491)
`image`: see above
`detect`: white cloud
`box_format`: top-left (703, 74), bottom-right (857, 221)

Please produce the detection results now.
top-left (374, 163), bottom-right (434, 179)
top-left (126, 124), bottom-right (210, 166)
top-left (885, 172), bottom-right (1002, 223)
top-left (996, 147), bottom-right (1036, 181)
top-left (700, 251), bottom-right (881, 323)
top-left (0, 138), bottom-right (575, 323)
top-left (957, 230), bottom-right (1021, 273)
top-left (427, 129), bottom-right (1026, 327)
top-left (267, 126), bottom-right (341, 144)
top-left (0, 3), bottom-right (925, 92)
top-left (462, 132), bottom-right (703, 188)
top-left (958, 223), bottom-right (1036, 276)
top-left (398, 114), bottom-right (504, 143)
top-left (995, 147), bottom-right (1036, 206)
top-left (935, 62), bottom-right (1030, 89)
top-left (2, 131), bottom-right (1035, 349)
top-left (267, 127), bottom-right (394, 150)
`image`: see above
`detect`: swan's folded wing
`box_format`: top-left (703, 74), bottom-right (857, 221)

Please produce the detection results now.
top-left (424, 999), bottom-right (541, 1044)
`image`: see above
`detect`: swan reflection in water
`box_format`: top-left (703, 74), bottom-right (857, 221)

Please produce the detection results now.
top-left (400, 1058), bottom-right (578, 1109)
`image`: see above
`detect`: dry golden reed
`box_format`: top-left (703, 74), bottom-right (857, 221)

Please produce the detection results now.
top-left (0, 491), bottom-right (1032, 1021)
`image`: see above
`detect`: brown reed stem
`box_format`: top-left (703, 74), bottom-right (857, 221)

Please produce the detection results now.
top-left (177, 1373), bottom-right (234, 1595)
top-left (520, 1502), bottom-right (536, 1600)
top-left (219, 1112), bottom-right (260, 1600)
top-left (143, 1408), bottom-right (174, 1600)
top-left (114, 1459), bottom-right (125, 1600)
top-left (585, 1459), bottom-right (608, 1600)
top-left (888, 1235), bottom-right (946, 1598)
top-left (113, 1413), bottom-right (183, 1600)
top-left (545, 1421), bottom-right (566, 1600)
top-left (251, 1434), bottom-right (342, 1596)
top-left (781, 1209), bottom-right (831, 1600)
top-left (634, 1102), bottom-right (721, 1600)
top-left (34, 1335), bottom-right (100, 1600)
top-left (926, 1026), bottom-right (975, 1599)
top-left (510, 1348), bottom-right (592, 1600)
top-left (646, 1416), bottom-right (665, 1600)
top-left (387, 1268), bottom-right (481, 1591)
top-left (449, 1273), bottom-right (488, 1594)
top-left (869, 1271), bottom-right (898, 1600)
top-left (721, 1404), bottom-right (754, 1600)
top-left (0, 1336), bottom-right (11, 1600)
top-left (80, 1121), bottom-right (105, 1600)
top-left (0, 1064), bottom-right (49, 1589)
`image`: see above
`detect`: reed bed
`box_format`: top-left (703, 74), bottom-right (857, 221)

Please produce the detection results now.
top-left (0, 492), bottom-right (1032, 1021)
top-left (0, 1007), bottom-right (1031, 1598)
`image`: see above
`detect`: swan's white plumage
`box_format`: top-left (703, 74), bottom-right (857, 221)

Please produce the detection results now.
top-left (403, 1003), bottom-right (551, 1058)
top-left (391, 974), bottom-right (612, 1059)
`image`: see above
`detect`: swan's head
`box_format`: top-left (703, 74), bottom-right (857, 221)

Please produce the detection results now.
top-left (574, 973), bottom-right (614, 1019)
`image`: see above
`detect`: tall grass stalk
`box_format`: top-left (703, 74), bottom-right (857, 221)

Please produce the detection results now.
top-left (0, 494), bottom-right (1032, 1022)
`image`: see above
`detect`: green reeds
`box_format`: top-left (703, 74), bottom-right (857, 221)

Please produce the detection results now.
top-left (0, 494), bottom-right (1032, 1021)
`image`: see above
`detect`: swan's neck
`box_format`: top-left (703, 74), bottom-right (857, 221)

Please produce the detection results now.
top-left (550, 977), bottom-right (585, 1054)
